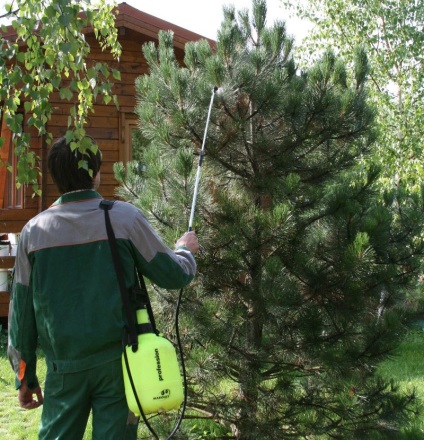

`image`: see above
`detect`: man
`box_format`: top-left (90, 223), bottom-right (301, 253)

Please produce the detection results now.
top-left (8, 136), bottom-right (198, 439)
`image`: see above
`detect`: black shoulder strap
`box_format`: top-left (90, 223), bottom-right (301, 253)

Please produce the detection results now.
top-left (134, 271), bottom-right (159, 336)
top-left (99, 200), bottom-right (138, 352)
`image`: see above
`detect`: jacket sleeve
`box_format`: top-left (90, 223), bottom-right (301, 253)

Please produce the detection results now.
top-left (7, 230), bottom-right (39, 390)
top-left (129, 210), bottom-right (197, 290)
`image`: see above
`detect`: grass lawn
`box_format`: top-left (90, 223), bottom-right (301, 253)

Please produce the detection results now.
top-left (2, 322), bottom-right (424, 439)
top-left (378, 327), bottom-right (424, 437)
top-left (0, 324), bottom-right (44, 439)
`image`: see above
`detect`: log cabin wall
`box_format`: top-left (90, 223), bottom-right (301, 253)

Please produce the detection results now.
top-left (43, 30), bottom-right (156, 207)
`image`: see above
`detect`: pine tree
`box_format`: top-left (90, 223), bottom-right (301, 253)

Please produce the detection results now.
top-left (114, 1), bottom-right (424, 437)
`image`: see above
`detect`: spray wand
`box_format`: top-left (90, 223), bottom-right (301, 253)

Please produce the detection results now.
top-left (113, 87), bottom-right (219, 440)
top-left (170, 86), bottom-right (218, 437)
top-left (188, 86), bottom-right (218, 231)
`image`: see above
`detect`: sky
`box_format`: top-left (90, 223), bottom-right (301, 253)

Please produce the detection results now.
top-left (0, 0), bottom-right (312, 43)
top-left (118, 0), bottom-right (311, 43)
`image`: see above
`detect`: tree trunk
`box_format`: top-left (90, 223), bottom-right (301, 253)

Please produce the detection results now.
top-left (233, 308), bottom-right (263, 439)
top-left (233, 212), bottom-right (264, 439)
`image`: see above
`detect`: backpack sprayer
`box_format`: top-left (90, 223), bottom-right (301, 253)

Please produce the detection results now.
top-left (117, 86), bottom-right (219, 440)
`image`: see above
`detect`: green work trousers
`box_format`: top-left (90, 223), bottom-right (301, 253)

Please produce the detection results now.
top-left (38, 358), bottom-right (138, 439)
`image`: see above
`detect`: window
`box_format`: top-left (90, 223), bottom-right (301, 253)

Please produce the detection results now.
top-left (120, 111), bottom-right (149, 166)
top-left (0, 116), bottom-right (23, 209)
top-left (120, 112), bottom-right (137, 163)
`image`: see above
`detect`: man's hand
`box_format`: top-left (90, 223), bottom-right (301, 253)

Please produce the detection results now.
top-left (176, 231), bottom-right (199, 254)
top-left (18, 378), bottom-right (43, 410)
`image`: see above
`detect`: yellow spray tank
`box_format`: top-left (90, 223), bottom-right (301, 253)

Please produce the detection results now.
top-left (122, 307), bottom-right (184, 416)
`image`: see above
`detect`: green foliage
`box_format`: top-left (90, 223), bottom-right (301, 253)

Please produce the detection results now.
top-left (115, 0), bottom-right (424, 438)
top-left (0, 0), bottom-right (121, 192)
top-left (284, 0), bottom-right (424, 195)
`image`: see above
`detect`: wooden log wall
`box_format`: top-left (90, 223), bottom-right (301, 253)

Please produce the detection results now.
top-left (43, 31), bottom-right (154, 207)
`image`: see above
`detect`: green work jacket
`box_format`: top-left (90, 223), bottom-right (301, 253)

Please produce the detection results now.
top-left (8, 190), bottom-right (196, 389)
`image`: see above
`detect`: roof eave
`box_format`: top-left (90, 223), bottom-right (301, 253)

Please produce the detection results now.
top-left (115, 3), bottom-right (215, 49)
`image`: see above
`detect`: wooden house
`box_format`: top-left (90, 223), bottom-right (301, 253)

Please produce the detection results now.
top-left (0, 2), bottom-right (213, 320)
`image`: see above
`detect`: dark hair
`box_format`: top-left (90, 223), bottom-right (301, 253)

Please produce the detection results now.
top-left (47, 136), bottom-right (102, 194)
